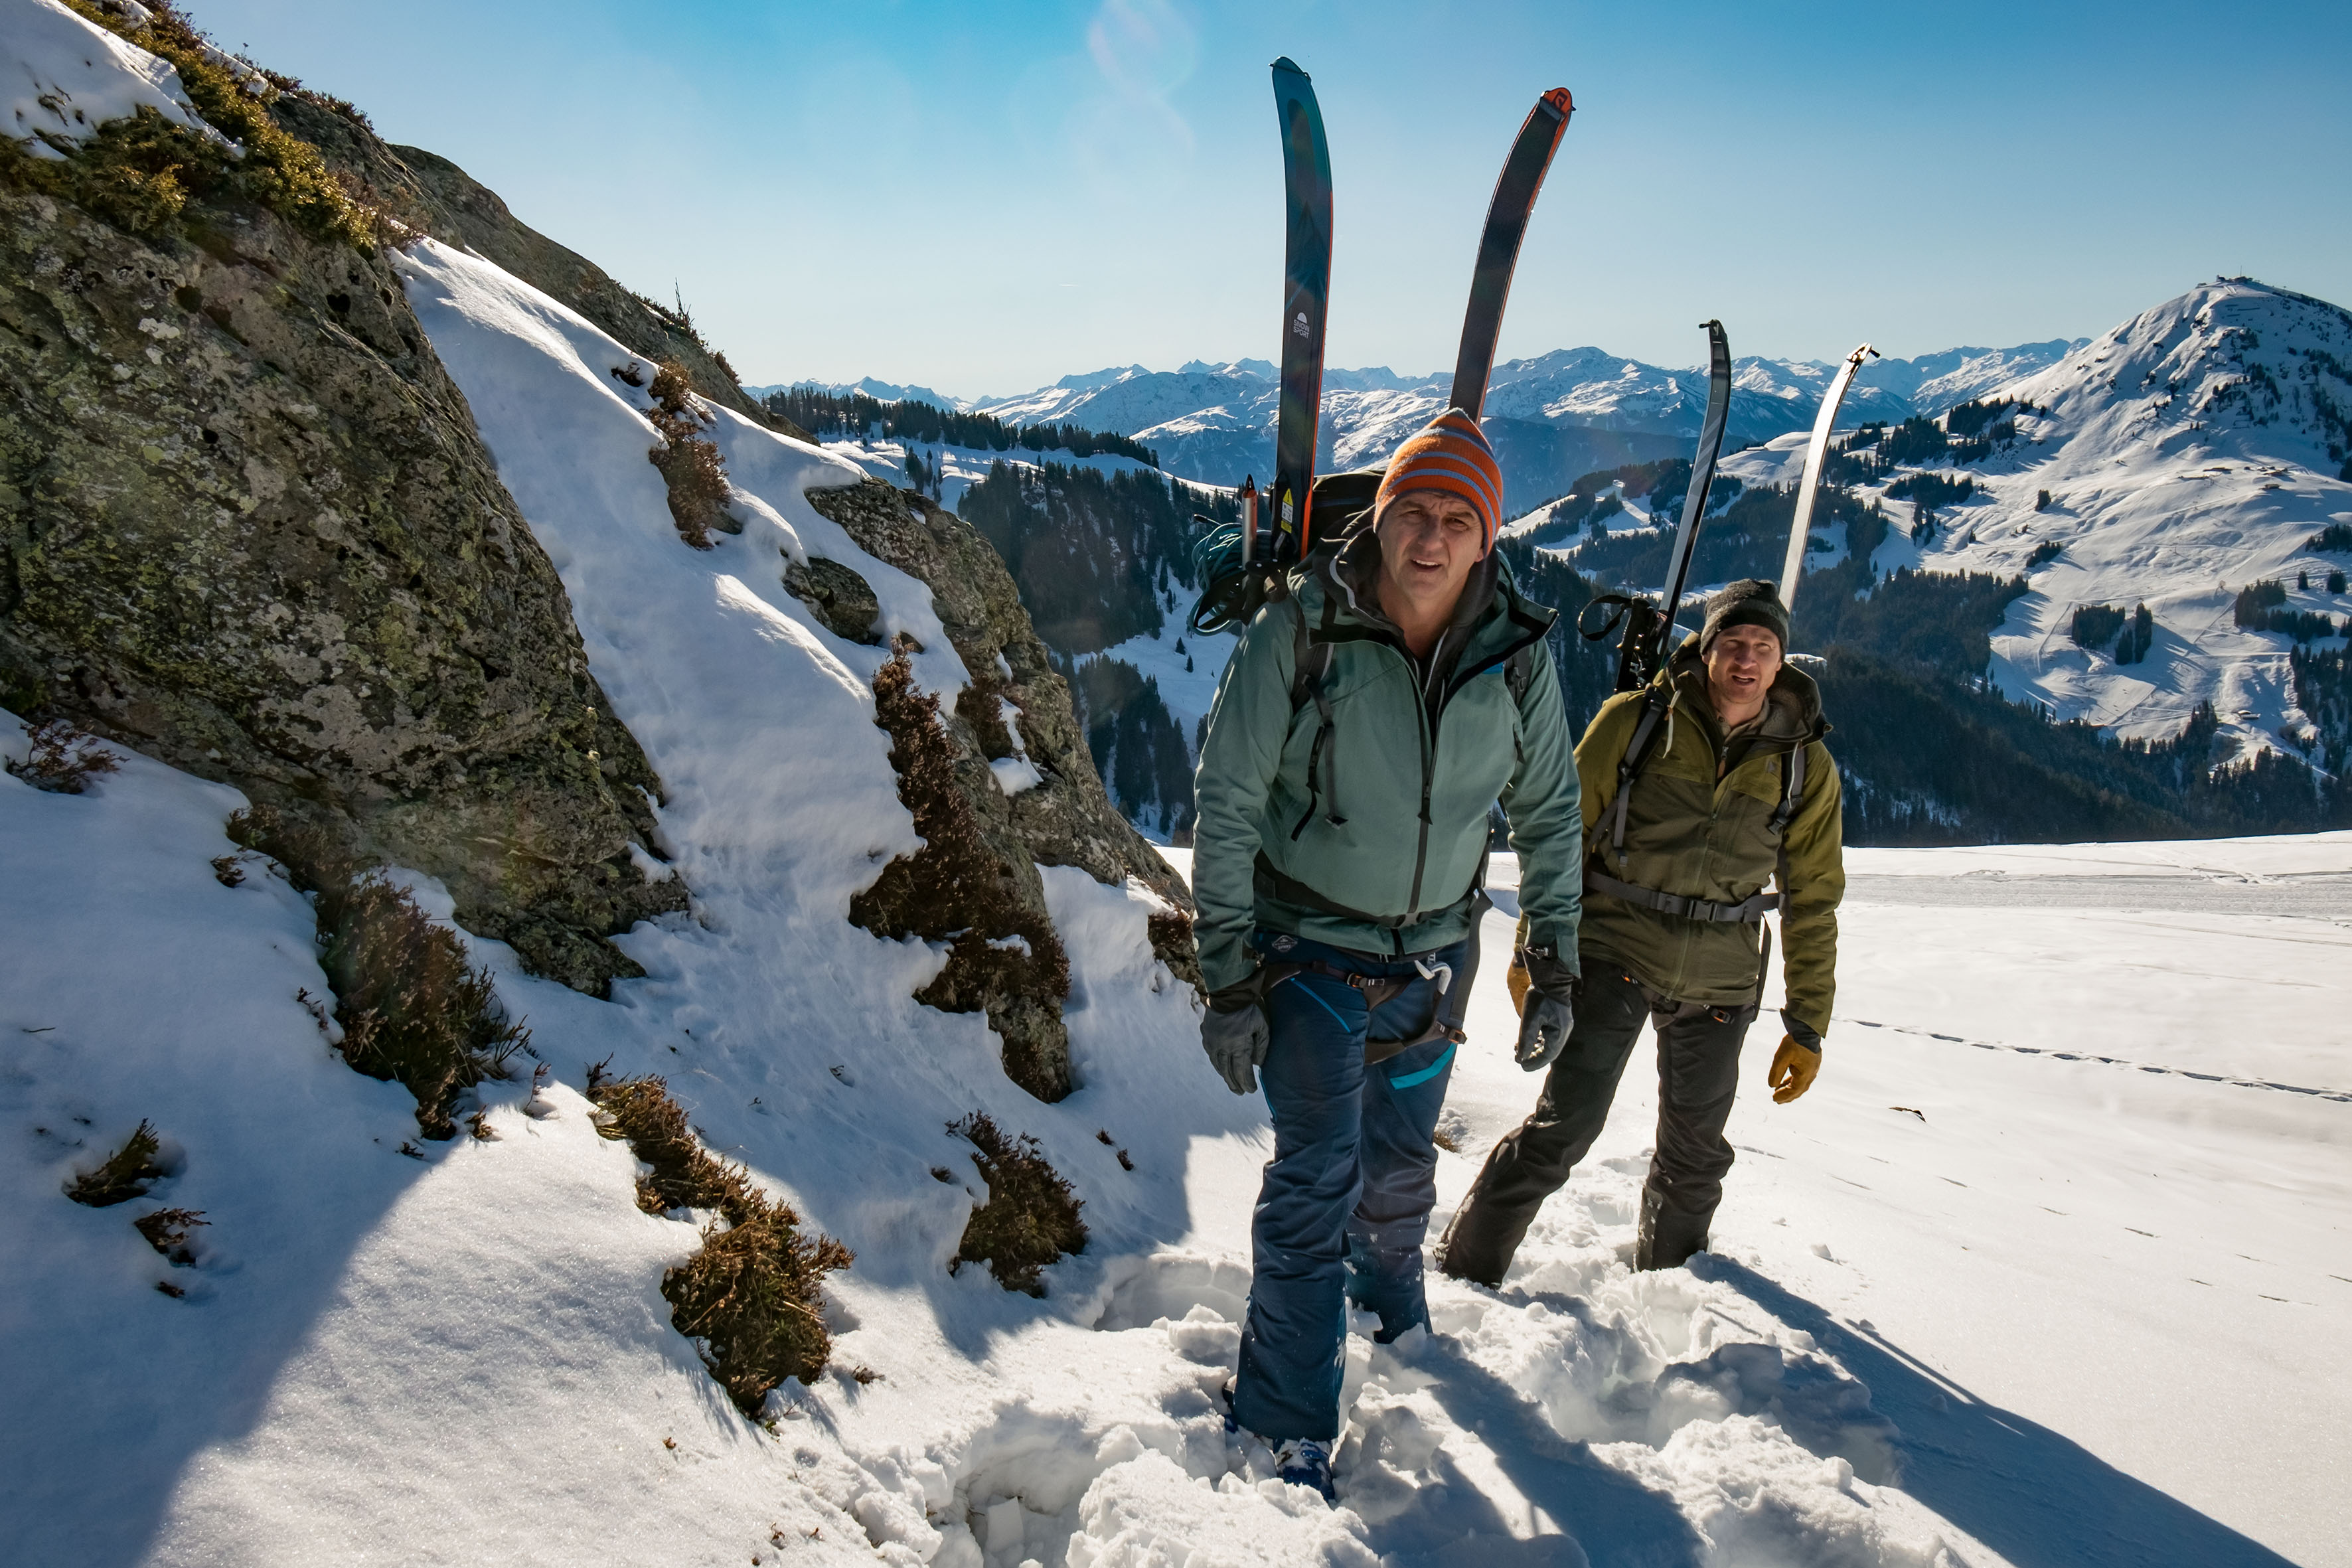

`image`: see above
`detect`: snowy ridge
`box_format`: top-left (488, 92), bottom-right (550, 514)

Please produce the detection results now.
top-left (1722, 277), bottom-right (2352, 759)
top-left (3, 0), bottom-right (219, 157)
top-left (791, 339), bottom-right (2086, 510)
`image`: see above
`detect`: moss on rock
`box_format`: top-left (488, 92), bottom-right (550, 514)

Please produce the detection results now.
top-left (0, 165), bottom-right (681, 993)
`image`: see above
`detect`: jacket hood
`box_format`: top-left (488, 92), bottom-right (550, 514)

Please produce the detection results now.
top-left (1662, 632), bottom-right (1828, 745)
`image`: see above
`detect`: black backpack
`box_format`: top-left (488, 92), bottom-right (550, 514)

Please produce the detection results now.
top-left (1186, 467), bottom-right (1386, 637)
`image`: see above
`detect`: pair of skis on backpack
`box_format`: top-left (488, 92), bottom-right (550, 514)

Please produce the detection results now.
top-left (1194, 58), bottom-right (1880, 698)
top-left (1188, 66), bottom-right (1571, 639)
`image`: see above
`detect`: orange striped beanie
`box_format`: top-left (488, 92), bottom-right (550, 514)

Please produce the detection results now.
top-left (1373, 409), bottom-right (1505, 555)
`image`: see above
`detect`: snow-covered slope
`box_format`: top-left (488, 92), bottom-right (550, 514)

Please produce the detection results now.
top-left (13, 686), bottom-right (2345, 1564)
top-left (1723, 277), bottom-right (2352, 759)
top-left (3, 0), bottom-right (218, 155)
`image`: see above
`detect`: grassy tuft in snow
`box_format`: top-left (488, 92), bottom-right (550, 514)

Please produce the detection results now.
top-left (585, 1065), bottom-right (853, 1417)
top-left (228, 806), bottom-right (528, 1138)
top-left (583, 1066), bottom-right (755, 1218)
top-left (850, 655), bottom-right (1073, 1101)
top-left (645, 361), bottom-right (734, 548)
top-left (64, 1119), bottom-right (165, 1207)
top-left (947, 1111), bottom-right (1086, 1296)
top-left (317, 876), bottom-right (528, 1138)
top-left (132, 1206), bottom-right (207, 1265)
top-left (5, 720), bottom-right (119, 795)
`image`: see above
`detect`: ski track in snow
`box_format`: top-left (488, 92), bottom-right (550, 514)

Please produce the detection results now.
top-left (3, 227), bottom-right (2345, 1568)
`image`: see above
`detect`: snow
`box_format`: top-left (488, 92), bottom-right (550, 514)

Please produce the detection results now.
top-left (820, 433), bottom-right (1166, 516)
top-left (951, 340), bottom-right (2090, 504)
top-left (1719, 278), bottom-right (2352, 763)
top-left (8, 226), bottom-right (2349, 1567)
top-left (3, 0), bottom-right (218, 157)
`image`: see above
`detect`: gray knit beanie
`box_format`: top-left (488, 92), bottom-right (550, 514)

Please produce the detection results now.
top-left (1699, 578), bottom-right (1790, 652)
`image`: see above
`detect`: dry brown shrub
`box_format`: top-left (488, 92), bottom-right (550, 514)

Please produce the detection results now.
top-left (850, 657), bottom-right (1070, 1099)
top-left (584, 1065), bottom-right (751, 1217)
top-left (646, 360), bottom-right (732, 548)
top-left (953, 661), bottom-right (1020, 761)
top-left (228, 806), bottom-right (528, 1138)
top-left (133, 1207), bottom-right (208, 1265)
top-left (586, 1067), bottom-right (852, 1418)
top-left (66, 1121), bottom-right (165, 1207)
top-left (947, 1112), bottom-right (1086, 1296)
top-left (7, 721), bottom-right (119, 795)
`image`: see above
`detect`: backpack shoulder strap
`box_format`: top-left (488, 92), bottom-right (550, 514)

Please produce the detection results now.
top-left (1768, 741), bottom-right (1808, 836)
top-left (1504, 643), bottom-right (1535, 706)
top-left (1596, 687), bottom-right (1672, 867)
top-left (1287, 595), bottom-right (1330, 712)
top-left (1287, 597), bottom-right (1343, 839)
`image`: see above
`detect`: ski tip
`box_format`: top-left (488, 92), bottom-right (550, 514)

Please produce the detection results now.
top-left (1541, 87), bottom-right (1573, 119)
top-left (1271, 56), bottom-right (1308, 78)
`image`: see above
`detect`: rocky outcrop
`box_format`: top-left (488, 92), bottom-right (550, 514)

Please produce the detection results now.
top-left (807, 480), bottom-right (1202, 1006)
top-left (0, 173), bottom-right (682, 993)
top-left (267, 96), bottom-right (797, 436)
top-left (1, 0), bottom-right (1186, 1029)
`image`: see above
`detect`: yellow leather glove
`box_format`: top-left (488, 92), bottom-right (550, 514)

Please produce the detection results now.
top-left (1767, 1035), bottom-right (1820, 1103)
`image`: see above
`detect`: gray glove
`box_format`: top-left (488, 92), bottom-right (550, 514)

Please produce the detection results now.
top-left (1202, 984), bottom-right (1269, 1095)
top-left (1515, 947), bottom-right (1577, 1071)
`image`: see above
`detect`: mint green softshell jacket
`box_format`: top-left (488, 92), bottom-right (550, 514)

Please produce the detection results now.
top-left (1191, 535), bottom-right (1585, 994)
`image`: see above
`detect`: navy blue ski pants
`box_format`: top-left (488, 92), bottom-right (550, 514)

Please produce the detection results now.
top-left (1231, 932), bottom-right (1466, 1444)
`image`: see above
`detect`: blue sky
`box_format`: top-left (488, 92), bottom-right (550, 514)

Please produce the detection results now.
top-left (191, 1), bottom-right (2351, 396)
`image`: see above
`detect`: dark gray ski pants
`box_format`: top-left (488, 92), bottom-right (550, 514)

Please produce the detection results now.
top-left (1439, 962), bottom-right (1754, 1284)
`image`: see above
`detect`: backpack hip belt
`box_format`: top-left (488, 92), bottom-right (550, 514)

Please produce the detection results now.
top-left (1583, 868), bottom-right (1778, 923)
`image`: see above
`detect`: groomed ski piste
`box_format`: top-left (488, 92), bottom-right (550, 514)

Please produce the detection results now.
top-left (5, 228), bottom-right (2349, 1568)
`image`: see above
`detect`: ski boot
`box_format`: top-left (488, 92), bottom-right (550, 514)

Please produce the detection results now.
top-left (1273, 1437), bottom-right (1336, 1504)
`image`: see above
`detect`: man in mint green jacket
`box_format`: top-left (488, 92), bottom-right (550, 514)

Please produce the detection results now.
top-left (1192, 411), bottom-right (1584, 1495)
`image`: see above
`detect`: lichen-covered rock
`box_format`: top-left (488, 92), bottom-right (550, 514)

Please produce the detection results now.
top-left (807, 479), bottom-right (1200, 1000)
top-left (781, 556), bottom-right (882, 646)
top-left (0, 181), bottom-right (684, 993)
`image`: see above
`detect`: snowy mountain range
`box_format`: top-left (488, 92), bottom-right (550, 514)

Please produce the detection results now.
top-left (885, 280), bottom-right (2350, 825)
top-left (772, 339), bottom-right (2085, 511)
top-left (1715, 276), bottom-right (2352, 764)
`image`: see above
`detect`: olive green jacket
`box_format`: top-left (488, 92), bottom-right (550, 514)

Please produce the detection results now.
top-left (1577, 641), bottom-right (1844, 1039)
top-left (1191, 532), bottom-right (1583, 995)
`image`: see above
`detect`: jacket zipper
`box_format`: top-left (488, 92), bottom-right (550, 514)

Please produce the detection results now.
top-left (1404, 630), bottom-right (1445, 914)
top-left (1401, 615), bottom-right (1553, 917)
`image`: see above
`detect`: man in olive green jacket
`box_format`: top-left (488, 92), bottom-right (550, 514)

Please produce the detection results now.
top-left (1439, 577), bottom-right (1845, 1283)
top-left (1192, 412), bottom-right (1585, 1488)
